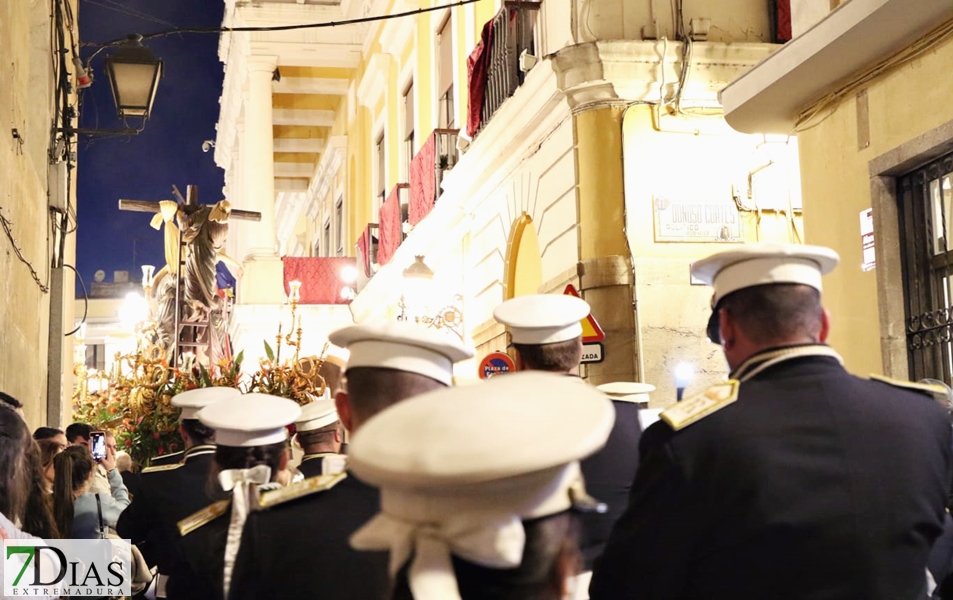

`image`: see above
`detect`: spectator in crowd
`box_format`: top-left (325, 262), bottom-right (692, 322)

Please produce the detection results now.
top-left (52, 444), bottom-right (129, 538)
top-left (0, 405), bottom-right (59, 599)
top-left (21, 442), bottom-right (60, 539)
top-left (0, 391), bottom-right (24, 418)
top-left (65, 422), bottom-right (93, 445)
top-left (33, 427), bottom-right (68, 449)
top-left (115, 451), bottom-right (141, 499)
top-left (35, 439), bottom-right (60, 492)
top-left (64, 423), bottom-right (111, 495)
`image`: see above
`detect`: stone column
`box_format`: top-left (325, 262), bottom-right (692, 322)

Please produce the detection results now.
top-left (243, 55), bottom-right (278, 258)
top-left (574, 105), bottom-right (639, 387)
top-left (238, 55), bottom-right (286, 305)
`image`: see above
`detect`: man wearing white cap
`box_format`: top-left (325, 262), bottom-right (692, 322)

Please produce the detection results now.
top-left (229, 321), bottom-right (475, 600)
top-left (177, 393), bottom-right (302, 600)
top-left (117, 386), bottom-right (239, 599)
top-left (347, 371), bottom-right (615, 600)
top-left (590, 243), bottom-right (953, 599)
top-left (494, 294), bottom-right (644, 580)
top-left (293, 397), bottom-right (346, 478)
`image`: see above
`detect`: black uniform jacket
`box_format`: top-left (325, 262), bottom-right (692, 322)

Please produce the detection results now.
top-left (177, 502), bottom-right (230, 600)
top-left (296, 453), bottom-right (344, 479)
top-left (590, 348), bottom-right (953, 600)
top-left (116, 444), bottom-right (222, 599)
top-left (579, 399), bottom-right (643, 569)
top-left (229, 473), bottom-right (390, 600)
top-left (149, 449), bottom-right (187, 466)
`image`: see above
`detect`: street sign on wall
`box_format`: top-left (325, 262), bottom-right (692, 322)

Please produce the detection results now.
top-left (563, 285), bottom-right (606, 343)
top-left (653, 196), bottom-right (743, 243)
top-left (581, 343), bottom-right (604, 364)
top-left (479, 352), bottom-right (515, 379)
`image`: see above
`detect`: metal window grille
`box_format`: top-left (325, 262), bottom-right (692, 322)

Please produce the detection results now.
top-left (480, 2), bottom-right (540, 132)
top-left (898, 150), bottom-right (953, 384)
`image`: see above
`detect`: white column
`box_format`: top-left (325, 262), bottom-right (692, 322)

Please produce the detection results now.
top-left (224, 126), bottom-right (244, 266)
top-left (243, 55), bottom-right (279, 259)
top-left (238, 55), bottom-right (286, 305)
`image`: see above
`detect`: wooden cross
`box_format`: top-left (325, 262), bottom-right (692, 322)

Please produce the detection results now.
top-left (118, 184), bottom-right (262, 222)
top-left (118, 184), bottom-right (261, 367)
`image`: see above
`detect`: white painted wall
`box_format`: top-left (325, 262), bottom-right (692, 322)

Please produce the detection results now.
top-left (792, 0), bottom-right (834, 37)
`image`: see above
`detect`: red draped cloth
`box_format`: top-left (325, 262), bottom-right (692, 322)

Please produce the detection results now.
top-left (776, 0), bottom-right (792, 41)
top-left (377, 186), bottom-right (402, 265)
top-left (409, 132), bottom-right (436, 225)
top-left (356, 228), bottom-right (371, 277)
top-left (282, 257), bottom-right (357, 304)
top-left (467, 17), bottom-right (495, 137)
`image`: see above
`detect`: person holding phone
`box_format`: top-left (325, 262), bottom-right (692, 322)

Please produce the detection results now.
top-left (66, 423), bottom-right (112, 495)
top-left (53, 440), bottom-right (130, 539)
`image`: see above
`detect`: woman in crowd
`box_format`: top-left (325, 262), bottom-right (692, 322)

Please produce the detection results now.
top-left (0, 405), bottom-right (59, 600)
top-left (52, 444), bottom-right (130, 538)
top-left (21, 441), bottom-right (60, 539)
top-left (36, 439), bottom-right (60, 492)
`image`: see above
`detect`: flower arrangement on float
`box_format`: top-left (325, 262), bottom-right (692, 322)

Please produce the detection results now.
top-left (71, 279), bottom-right (327, 466)
top-left (73, 342), bottom-right (328, 466)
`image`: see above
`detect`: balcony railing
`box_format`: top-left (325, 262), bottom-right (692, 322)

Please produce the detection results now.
top-left (409, 129), bottom-right (459, 226)
top-left (468, 1), bottom-right (541, 137)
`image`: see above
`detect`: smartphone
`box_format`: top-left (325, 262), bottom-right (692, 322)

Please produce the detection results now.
top-left (90, 431), bottom-right (106, 462)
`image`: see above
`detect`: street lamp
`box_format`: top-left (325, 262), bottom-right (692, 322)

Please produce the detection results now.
top-left (61, 35), bottom-right (163, 136)
top-left (104, 35), bottom-right (163, 121)
top-left (675, 362), bottom-right (694, 401)
top-left (398, 255), bottom-right (434, 321)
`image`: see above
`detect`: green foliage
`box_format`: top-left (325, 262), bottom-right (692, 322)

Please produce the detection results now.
top-left (72, 353), bottom-right (245, 467)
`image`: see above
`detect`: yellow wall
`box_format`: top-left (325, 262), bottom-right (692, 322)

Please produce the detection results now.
top-left (798, 33), bottom-right (953, 376)
top-left (0, 0), bottom-right (76, 426)
top-left (622, 106), bottom-right (803, 401)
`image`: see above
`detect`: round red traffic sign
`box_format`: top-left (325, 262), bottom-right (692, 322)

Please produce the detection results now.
top-left (479, 352), bottom-right (515, 379)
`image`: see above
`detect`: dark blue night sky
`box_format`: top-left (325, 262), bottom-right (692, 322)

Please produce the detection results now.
top-left (77, 0), bottom-right (225, 291)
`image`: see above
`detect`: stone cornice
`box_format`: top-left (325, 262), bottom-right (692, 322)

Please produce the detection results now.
top-left (356, 53), bottom-right (392, 109)
top-left (378, 0), bottom-right (414, 56)
top-left (552, 41), bottom-right (778, 111)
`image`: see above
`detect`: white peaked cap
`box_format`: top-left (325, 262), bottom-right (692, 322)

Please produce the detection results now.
top-left (198, 393), bottom-right (301, 447)
top-left (493, 294), bottom-right (591, 345)
top-left (172, 387), bottom-right (242, 421)
top-left (295, 397), bottom-right (339, 432)
top-left (329, 322), bottom-right (474, 386)
top-left (348, 371), bottom-right (615, 600)
top-left (597, 382), bottom-right (656, 404)
top-left (690, 243), bottom-right (840, 305)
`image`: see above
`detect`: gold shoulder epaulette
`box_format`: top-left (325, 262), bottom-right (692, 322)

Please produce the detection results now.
top-left (870, 374), bottom-right (949, 401)
top-left (177, 499), bottom-right (231, 537)
top-left (142, 462), bottom-right (184, 473)
top-left (660, 380), bottom-right (739, 431)
top-left (257, 472), bottom-right (346, 510)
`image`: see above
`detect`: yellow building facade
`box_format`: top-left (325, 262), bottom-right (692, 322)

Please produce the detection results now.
top-left (723, 0), bottom-right (953, 382)
top-left (216, 0), bottom-right (806, 402)
top-left (1, 0), bottom-right (78, 426)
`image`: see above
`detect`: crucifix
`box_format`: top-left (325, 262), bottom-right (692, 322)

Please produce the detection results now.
top-left (119, 184), bottom-right (261, 366)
